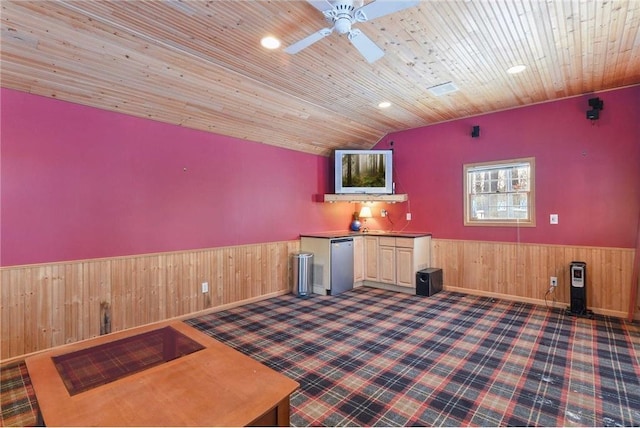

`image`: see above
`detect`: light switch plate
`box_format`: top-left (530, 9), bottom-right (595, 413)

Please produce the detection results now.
top-left (550, 214), bottom-right (558, 224)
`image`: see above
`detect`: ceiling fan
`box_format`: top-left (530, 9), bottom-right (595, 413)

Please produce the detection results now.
top-left (284, 0), bottom-right (420, 63)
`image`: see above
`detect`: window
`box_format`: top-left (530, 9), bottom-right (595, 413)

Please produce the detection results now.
top-left (464, 157), bottom-right (535, 227)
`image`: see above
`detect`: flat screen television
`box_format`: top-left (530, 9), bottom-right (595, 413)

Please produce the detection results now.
top-left (334, 149), bottom-right (393, 194)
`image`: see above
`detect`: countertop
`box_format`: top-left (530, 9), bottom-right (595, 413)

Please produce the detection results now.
top-left (300, 231), bottom-right (432, 239)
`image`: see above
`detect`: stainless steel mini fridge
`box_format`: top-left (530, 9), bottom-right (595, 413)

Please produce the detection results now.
top-left (329, 237), bottom-right (354, 295)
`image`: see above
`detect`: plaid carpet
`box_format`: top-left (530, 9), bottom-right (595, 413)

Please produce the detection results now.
top-left (0, 362), bottom-right (39, 427)
top-left (186, 287), bottom-right (640, 427)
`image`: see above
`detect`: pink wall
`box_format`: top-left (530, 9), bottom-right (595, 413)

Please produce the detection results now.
top-left (1, 89), bottom-right (352, 266)
top-left (374, 85), bottom-right (640, 249)
top-left (3, 86), bottom-right (638, 267)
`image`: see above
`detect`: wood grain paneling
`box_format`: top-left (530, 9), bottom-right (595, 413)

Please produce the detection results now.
top-left (2, 237), bottom-right (635, 360)
top-left (2, 1), bottom-right (639, 155)
top-left (0, 241), bottom-right (299, 361)
top-left (433, 239), bottom-right (635, 318)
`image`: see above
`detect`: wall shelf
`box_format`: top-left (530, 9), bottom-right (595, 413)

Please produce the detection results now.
top-left (323, 194), bottom-right (408, 203)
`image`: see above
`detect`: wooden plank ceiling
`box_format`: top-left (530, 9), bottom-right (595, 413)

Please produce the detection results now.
top-left (2, 0), bottom-right (639, 156)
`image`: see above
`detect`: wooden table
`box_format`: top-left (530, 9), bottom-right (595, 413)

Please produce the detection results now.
top-left (26, 321), bottom-right (299, 426)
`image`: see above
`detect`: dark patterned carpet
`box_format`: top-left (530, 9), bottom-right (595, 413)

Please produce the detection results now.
top-left (187, 287), bottom-right (640, 427)
top-left (0, 362), bottom-right (39, 427)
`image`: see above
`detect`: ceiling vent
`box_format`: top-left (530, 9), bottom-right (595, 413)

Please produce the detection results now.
top-left (427, 82), bottom-right (459, 97)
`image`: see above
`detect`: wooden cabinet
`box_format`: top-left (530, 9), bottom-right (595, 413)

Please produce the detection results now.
top-left (301, 233), bottom-right (432, 295)
top-left (379, 237), bottom-right (396, 284)
top-left (363, 235), bottom-right (380, 282)
top-left (353, 236), bottom-right (364, 284)
top-left (396, 246), bottom-right (416, 287)
top-left (365, 236), bottom-right (431, 291)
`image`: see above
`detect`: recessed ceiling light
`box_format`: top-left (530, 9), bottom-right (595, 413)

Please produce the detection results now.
top-left (378, 101), bottom-right (391, 109)
top-left (261, 36), bottom-right (281, 50)
top-left (507, 64), bottom-right (526, 74)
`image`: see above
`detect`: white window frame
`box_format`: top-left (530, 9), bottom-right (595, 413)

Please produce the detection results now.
top-left (464, 157), bottom-right (535, 227)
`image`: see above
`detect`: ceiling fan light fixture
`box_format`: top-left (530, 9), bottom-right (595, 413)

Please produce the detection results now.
top-left (260, 36), bottom-right (281, 50)
top-left (284, 0), bottom-right (419, 62)
top-left (335, 17), bottom-right (352, 34)
top-left (507, 64), bottom-right (526, 74)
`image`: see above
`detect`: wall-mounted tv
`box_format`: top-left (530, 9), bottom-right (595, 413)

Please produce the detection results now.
top-left (334, 149), bottom-right (393, 194)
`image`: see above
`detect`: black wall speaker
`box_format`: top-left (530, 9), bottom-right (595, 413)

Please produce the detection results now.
top-left (586, 109), bottom-right (600, 120)
top-left (586, 97), bottom-right (603, 120)
top-left (588, 97), bottom-right (604, 110)
top-left (471, 125), bottom-right (480, 138)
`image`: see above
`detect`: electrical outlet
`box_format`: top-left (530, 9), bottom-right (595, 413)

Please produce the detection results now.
top-left (550, 277), bottom-right (558, 287)
top-left (406, 213), bottom-right (412, 221)
top-left (201, 282), bottom-right (209, 293)
top-left (380, 209), bottom-right (387, 217)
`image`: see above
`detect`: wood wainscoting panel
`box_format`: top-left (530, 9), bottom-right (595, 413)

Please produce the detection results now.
top-left (433, 239), bottom-right (635, 318)
top-left (0, 240), bottom-right (299, 361)
top-left (84, 259), bottom-right (112, 339)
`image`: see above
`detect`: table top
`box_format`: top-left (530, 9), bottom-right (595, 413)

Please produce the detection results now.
top-left (26, 321), bottom-right (299, 427)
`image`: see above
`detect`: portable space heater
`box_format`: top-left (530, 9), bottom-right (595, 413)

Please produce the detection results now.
top-left (568, 261), bottom-right (592, 317)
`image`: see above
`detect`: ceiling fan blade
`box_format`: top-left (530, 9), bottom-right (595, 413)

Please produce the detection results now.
top-left (355, 0), bottom-right (420, 22)
top-left (348, 29), bottom-right (384, 63)
top-left (284, 28), bottom-right (333, 54)
top-left (306, 0), bottom-right (334, 12)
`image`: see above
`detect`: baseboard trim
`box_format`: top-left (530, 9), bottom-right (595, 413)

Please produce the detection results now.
top-left (444, 286), bottom-right (628, 319)
top-left (178, 290), bottom-right (290, 319)
top-left (361, 281), bottom-right (416, 295)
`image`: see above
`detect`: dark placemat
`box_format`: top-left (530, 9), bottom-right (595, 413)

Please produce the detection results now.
top-left (53, 326), bottom-right (204, 395)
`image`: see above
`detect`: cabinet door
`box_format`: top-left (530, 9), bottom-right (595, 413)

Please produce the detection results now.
top-left (379, 244), bottom-right (396, 284)
top-left (353, 236), bottom-right (364, 283)
top-left (363, 236), bottom-right (379, 281)
top-left (396, 247), bottom-right (415, 287)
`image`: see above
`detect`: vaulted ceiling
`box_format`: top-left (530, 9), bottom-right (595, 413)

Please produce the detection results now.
top-left (2, 1), bottom-right (639, 156)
